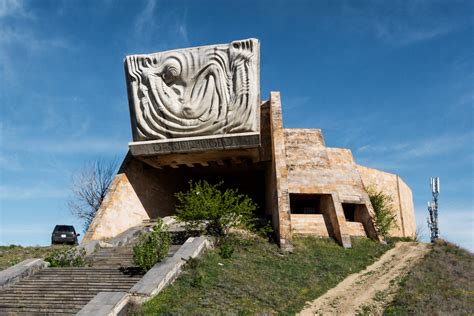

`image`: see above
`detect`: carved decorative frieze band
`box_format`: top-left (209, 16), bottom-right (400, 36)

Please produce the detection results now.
top-left (125, 39), bottom-right (260, 141)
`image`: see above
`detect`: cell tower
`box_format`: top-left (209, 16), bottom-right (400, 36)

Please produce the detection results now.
top-left (427, 177), bottom-right (440, 242)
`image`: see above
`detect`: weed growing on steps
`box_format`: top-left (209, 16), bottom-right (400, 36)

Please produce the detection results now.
top-left (133, 218), bottom-right (171, 271)
top-left (45, 247), bottom-right (87, 267)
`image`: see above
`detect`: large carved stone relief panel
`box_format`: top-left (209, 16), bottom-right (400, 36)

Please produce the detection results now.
top-left (125, 39), bottom-right (260, 141)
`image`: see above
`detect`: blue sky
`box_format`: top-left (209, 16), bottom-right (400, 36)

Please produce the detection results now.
top-left (0, 0), bottom-right (472, 250)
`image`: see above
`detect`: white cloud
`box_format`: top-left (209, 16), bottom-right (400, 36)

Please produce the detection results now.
top-left (416, 206), bottom-right (474, 252)
top-left (0, 154), bottom-right (22, 171)
top-left (282, 96), bottom-right (311, 111)
top-left (0, 26), bottom-right (69, 51)
top-left (5, 137), bottom-right (125, 155)
top-left (357, 132), bottom-right (473, 159)
top-left (0, 0), bottom-right (27, 18)
top-left (373, 18), bottom-right (455, 46)
top-left (0, 183), bottom-right (68, 200)
top-left (134, 0), bottom-right (158, 36)
top-left (340, 1), bottom-right (467, 46)
top-left (130, 0), bottom-right (189, 50)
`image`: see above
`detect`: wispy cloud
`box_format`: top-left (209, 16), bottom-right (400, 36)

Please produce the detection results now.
top-left (416, 206), bottom-right (474, 251)
top-left (5, 138), bottom-right (125, 155)
top-left (355, 132), bottom-right (473, 173)
top-left (282, 96), bottom-right (311, 111)
top-left (0, 1), bottom-right (71, 85)
top-left (134, 0), bottom-right (158, 36)
top-left (0, 0), bottom-right (28, 18)
top-left (130, 0), bottom-right (189, 51)
top-left (0, 26), bottom-right (70, 51)
top-left (0, 183), bottom-right (68, 200)
top-left (340, 1), bottom-right (469, 46)
top-left (357, 132), bottom-right (473, 159)
top-left (372, 17), bottom-right (456, 46)
top-left (0, 154), bottom-right (22, 171)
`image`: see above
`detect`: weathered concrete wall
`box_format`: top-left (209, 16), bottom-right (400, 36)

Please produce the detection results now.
top-left (356, 165), bottom-right (416, 238)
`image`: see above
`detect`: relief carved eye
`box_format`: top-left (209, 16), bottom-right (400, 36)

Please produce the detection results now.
top-left (162, 65), bottom-right (180, 85)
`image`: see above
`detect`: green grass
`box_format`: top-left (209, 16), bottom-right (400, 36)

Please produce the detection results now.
top-left (0, 245), bottom-right (67, 270)
top-left (385, 239), bottom-right (474, 315)
top-left (134, 234), bottom-right (392, 315)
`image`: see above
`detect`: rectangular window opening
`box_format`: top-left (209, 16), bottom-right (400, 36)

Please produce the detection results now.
top-left (290, 194), bottom-right (329, 214)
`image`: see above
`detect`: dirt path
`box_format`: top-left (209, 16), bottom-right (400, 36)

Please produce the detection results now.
top-left (298, 242), bottom-right (431, 316)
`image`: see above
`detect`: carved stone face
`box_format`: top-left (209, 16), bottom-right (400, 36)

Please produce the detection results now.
top-left (125, 39), bottom-right (260, 140)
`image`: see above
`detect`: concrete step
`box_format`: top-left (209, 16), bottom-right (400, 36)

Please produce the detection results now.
top-left (0, 306), bottom-right (80, 314)
top-left (29, 274), bottom-right (142, 279)
top-left (0, 293), bottom-right (95, 299)
top-left (0, 290), bottom-right (106, 296)
top-left (0, 302), bottom-right (89, 308)
top-left (15, 279), bottom-right (140, 285)
top-left (9, 286), bottom-right (135, 292)
top-left (14, 282), bottom-right (139, 287)
top-left (0, 311), bottom-right (73, 316)
top-left (0, 299), bottom-right (91, 305)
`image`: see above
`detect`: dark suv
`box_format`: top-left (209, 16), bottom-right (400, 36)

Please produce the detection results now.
top-left (51, 225), bottom-right (80, 245)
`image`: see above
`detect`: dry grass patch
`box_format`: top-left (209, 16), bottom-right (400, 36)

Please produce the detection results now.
top-left (385, 239), bottom-right (474, 315)
top-left (0, 245), bottom-right (68, 270)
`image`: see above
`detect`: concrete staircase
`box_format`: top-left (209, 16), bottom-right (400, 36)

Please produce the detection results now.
top-left (0, 244), bottom-right (151, 315)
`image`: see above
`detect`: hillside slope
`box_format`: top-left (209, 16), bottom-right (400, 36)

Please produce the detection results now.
top-left (385, 239), bottom-right (474, 315)
top-left (134, 235), bottom-right (392, 315)
top-left (299, 242), bottom-right (430, 315)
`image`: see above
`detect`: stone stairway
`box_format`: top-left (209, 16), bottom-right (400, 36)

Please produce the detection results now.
top-left (0, 243), bottom-right (181, 315)
top-left (0, 267), bottom-right (143, 315)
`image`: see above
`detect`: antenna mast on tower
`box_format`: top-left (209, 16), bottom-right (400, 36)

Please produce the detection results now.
top-left (427, 177), bottom-right (440, 242)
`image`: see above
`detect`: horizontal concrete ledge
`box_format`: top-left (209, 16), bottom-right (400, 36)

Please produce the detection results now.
top-left (76, 291), bottom-right (129, 316)
top-left (129, 132), bottom-right (260, 156)
top-left (130, 236), bottom-right (213, 299)
top-left (0, 258), bottom-right (48, 289)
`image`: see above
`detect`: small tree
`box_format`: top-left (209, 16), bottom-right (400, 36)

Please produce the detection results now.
top-left (133, 219), bottom-right (171, 271)
top-left (367, 187), bottom-right (399, 238)
top-left (68, 159), bottom-right (118, 232)
top-left (175, 180), bottom-right (257, 236)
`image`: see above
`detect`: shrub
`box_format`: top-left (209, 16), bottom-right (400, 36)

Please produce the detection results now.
top-left (175, 180), bottom-right (257, 237)
top-left (218, 243), bottom-right (234, 259)
top-left (45, 247), bottom-right (86, 267)
top-left (191, 272), bottom-right (205, 288)
top-left (133, 219), bottom-right (171, 271)
top-left (367, 187), bottom-right (399, 238)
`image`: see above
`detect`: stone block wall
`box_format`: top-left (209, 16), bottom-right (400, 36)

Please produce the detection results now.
top-left (290, 214), bottom-right (329, 236)
top-left (84, 90), bottom-right (416, 246)
top-left (357, 165), bottom-right (416, 237)
top-left (267, 92), bottom-right (293, 250)
top-left (283, 128), bottom-right (380, 245)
